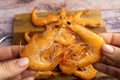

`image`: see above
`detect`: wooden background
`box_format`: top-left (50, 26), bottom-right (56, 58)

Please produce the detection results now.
top-left (0, 0), bottom-right (120, 46)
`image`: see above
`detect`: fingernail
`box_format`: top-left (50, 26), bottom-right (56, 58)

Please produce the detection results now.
top-left (17, 58), bottom-right (29, 68)
top-left (103, 44), bottom-right (114, 54)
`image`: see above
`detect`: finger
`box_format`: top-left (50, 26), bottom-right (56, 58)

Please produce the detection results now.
top-left (22, 77), bottom-right (34, 80)
top-left (10, 70), bottom-right (37, 80)
top-left (9, 74), bottom-right (22, 80)
top-left (100, 33), bottom-right (120, 46)
top-left (0, 58), bottom-right (29, 80)
top-left (102, 44), bottom-right (120, 63)
top-left (21, 70), bottom-right (37, 78)
top-left (93, 63), bottom-right (120, 79)
top-left (100, 56), bottom-right (120, 68)
top-left (0, 45), bottom-right (24, 61)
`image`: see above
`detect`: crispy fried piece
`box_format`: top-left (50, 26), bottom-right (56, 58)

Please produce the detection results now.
top-left (73, 65), bottom-right (97, 80)
top-left (21, 29), bottom-right (64, 71)
top-left (45, 22), bottom-right (60, 30)
top-left (74, 10), bottom-right (100, 27)
top-left (34, 71), bottom-right (60, 79)
top-left (59, 44), bottom-right (97, 79)
top-left (66, 21), bottom-right (105, 67)
top-left (60, 62), bottom-right (97, 80)
top-left (56, 28), bottom-right (77, 46)
top-left (24, 32), bottom-right (31, 43)
top-left (66, 10), bottom-right (101, 27)
top-left (60, 8), bottom-right (66, 20)
top-left (24, 32), bottom-right (39, 43)
top-left (59, 62), bottom-right (77, 75)
top-left (31, 7), bottom-right (58, 27)
top-left (72, 10), bottom-right (89, 18)
top-left (59, 43), bottom-right (88, 67)
top-left (22, 7), bottom-right (105, 79)
top-left (74, 18), bottom-right (101, 27)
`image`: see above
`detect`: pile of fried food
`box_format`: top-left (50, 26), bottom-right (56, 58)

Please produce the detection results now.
top-left (20, 7), bottom-right (105, 80)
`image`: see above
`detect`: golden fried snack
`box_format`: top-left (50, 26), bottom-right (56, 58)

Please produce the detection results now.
top-left (60, 63), bottom-right (97, 80)
top-left (64, 21), bottom-right (105, 68)
top-left (73, 65), bottom-right (97, 80)
top-left (59, 43), bottom-right (97, 79)
top-left (74, 18), bottom-right (101, 27)
top-left (24, 32), bottom-right (40, 43)
top-left (34, 71), bottom-right (60, 79)
top-left (31, 7), bottom-right (58, 27)
top-left (21, 7), bottom-right (105, 80)
top-left (66, 10), bottom-right (101, 27)
top-left (24, 32), bottom-right (31, 43)
top-left (21, 29), bottom-right (64, 71)
top-left (59, 8), bottom-right (66, 20)
top-left (55, 28), bottom-right (77, 46)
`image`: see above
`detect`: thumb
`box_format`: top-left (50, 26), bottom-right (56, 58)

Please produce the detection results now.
top-left (0, 58), bottom-right (29, 80)
top-left (102, 44), bottom-right (120, 63)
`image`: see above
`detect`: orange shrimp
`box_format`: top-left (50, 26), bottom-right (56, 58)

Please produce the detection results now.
top-left (34, 71), bottom-right (60, 79)
top-left (55, 28), bottom-right (77, 46)
top-left (31, 7), bottom-right (58, 27)
top-left (67, 10), bottom-right (101, 27)
top-left (21, 29), bottom-right (64, 71)
top-left (22, 7), bottom-right (105, 79)
top-left (59, 43), bottom-right (97, 79)
top-left (24, 32), bottom-right (40, 43)
top-left (64, 21), bottom-right (105, 68)
top-left (73, 65), bottom-right (97, 80)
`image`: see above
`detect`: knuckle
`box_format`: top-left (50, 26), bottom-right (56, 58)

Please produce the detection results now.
top-left (0, 62), bottom-right (12, 74)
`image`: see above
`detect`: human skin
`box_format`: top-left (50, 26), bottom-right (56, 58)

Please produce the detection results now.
top-left (0, 45), bottom-right (37, 80)
top-left (94, 33), bottom-right (120, 79)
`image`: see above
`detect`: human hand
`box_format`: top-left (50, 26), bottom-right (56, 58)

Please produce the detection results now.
top-left (93, 33), bottom-right (120, 79)
top-left (0, 45), bottom-right (37, 80)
